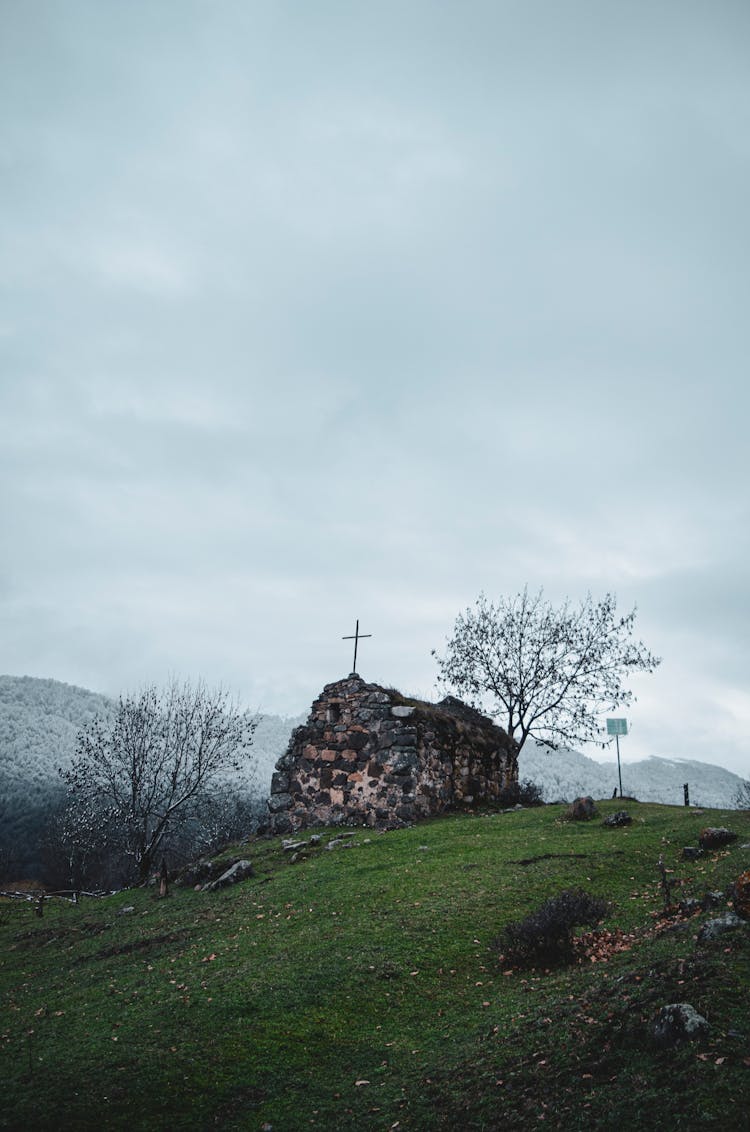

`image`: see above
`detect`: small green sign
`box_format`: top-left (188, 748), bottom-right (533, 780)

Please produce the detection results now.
top-left (607, 718), bottom-right (628, 736)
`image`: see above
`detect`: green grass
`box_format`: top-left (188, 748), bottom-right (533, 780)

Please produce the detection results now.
top-left (2, 801), bottom-right (749, 1130)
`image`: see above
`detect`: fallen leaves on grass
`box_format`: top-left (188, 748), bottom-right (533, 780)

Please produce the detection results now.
top-left (573, 929), bottom-right (637, 963)
top-left (499, 928), bottom-right (637, 974)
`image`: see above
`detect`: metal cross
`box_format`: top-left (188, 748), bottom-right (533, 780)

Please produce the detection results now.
top-left (342, 619), bottom-right (372, 674)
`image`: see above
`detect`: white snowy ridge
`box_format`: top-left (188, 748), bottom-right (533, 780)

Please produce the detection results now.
top-left (519, 740), bottom-right (748, 809)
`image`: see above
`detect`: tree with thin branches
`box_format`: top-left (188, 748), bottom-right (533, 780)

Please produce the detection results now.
top-left (63, 680), bottom-right (257, 883)
top-left (433, 589), bottom-right (660, 753)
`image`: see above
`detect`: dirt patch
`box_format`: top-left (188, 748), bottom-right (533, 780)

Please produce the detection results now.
top-left (512, 852), bottom-right (589, 866)
top-left (11, 920), bottom-right (110, 949)
top-left (512, 851), bottom-right (625, 867)
top-left (72, 930), bottom-right (192, 964)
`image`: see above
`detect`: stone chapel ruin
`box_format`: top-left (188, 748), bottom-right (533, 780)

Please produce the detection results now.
top-left (267, 673), bottom-right (518, 833)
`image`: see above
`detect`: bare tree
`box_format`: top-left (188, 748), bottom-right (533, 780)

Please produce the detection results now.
top-left (63, 681), bottom-right (257, 883)
top-left (41, 794), bottom-right (129, 891)
top-left (433, 589), bottom-right (660, 753)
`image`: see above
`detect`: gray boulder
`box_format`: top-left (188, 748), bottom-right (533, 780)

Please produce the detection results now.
top-left (267, 792), bottom-right (293, 814)
top-left (326, 837), bottom-right (356, 851)
top-left (567, 796), bottom-right (597, 821)
top-left (653, 1003), bottom-right (709, 1046)
top-left (176, 856), bottom-right (242, 888)
top-left (204, 859), bottom-right (254, 892)
top-left (603, 810), bottom-right (632, 828)
top-left (698, 827), bottom-right (738, 850)
top-left (697, 911), bottom-right (746, 942)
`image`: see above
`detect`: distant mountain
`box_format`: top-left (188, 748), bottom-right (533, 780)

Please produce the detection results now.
top-left (0, 674), bottom-right (301, 791)
top-left (0, 674), bottom-right (301, 881)
top-left (251, 712), bottom-right (304, 788)
top-left (519, 740), bottom-right (748, 810)
top-left (0, 674), bottom-right (114, 784)
top-left (0, 675), bottom-right (114, 879)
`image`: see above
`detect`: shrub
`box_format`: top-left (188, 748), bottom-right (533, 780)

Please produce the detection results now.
top-left (496, 779), bottom-right (544, 808)
top-left (518, 779), bottom-right (544, 807)
top-left (495, 888), bottom-right (609, 967)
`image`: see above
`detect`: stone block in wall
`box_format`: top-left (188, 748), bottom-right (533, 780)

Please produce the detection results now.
top-left (390, 749), bottom-right (419, 773)
top-left (268, 792), bottom-right (292, 814)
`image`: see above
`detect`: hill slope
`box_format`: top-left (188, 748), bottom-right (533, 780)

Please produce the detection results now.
top-left (1, 802), bottom-right (749, 1129)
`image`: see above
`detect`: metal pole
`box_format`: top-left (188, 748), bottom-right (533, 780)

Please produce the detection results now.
top-left (352, 619), bottom-right (359, 673)
top-left (616, 734), bottom-right (623, 798)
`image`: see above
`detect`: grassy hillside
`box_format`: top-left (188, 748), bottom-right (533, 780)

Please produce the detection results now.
top-left (2, 801), bottom-right (749, 1130)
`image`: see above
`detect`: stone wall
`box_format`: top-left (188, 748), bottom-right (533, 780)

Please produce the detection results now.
top-left (267, 674), bottom-right (518, 833)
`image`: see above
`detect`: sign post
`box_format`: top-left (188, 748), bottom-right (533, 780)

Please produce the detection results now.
top-left (606, 718), bottom-right (628, 798)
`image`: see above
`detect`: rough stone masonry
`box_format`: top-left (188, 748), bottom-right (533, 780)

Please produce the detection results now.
top-left (267, 674), bottom-right (518, 833)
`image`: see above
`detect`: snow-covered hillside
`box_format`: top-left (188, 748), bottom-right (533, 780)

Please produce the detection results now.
top-left (520, 740), bottom-right (748, 809)
top-left (246, 712), bottom-right (304, 787)
top-left (0, 675), bottom-right (300, 878)
top-left (0, 675), bottom-right (298, 795)
top-left (0, 674), bottom-right (113, 784)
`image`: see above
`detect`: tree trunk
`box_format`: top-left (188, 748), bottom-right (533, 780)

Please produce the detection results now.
top-left (159, 857), bottom-right (169, 898)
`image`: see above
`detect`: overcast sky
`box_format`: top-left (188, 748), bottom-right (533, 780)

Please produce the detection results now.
top-left (2, 1), bottom-right (749, 776)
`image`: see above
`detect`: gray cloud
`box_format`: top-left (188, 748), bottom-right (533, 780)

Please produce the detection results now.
top-left (1, 1), bottom-right (749, 775)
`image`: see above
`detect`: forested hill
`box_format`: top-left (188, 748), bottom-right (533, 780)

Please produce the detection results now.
top-left (0, 676), bottom-right (114, 879)
top-left (0, 675), bottom-right (113, 803)
top-left (0, 674), bottom-right (301, 798)
top-left (0, 675), bottom-right (300, 882)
